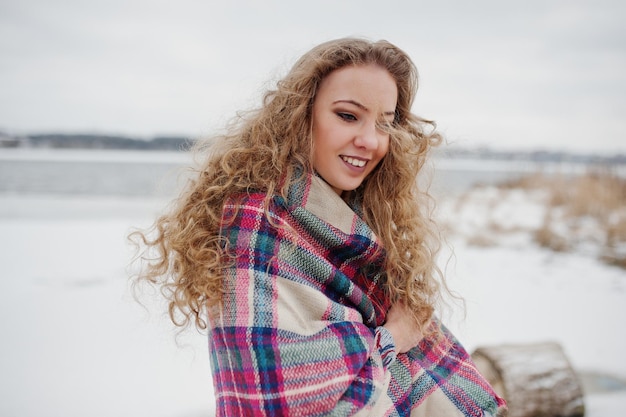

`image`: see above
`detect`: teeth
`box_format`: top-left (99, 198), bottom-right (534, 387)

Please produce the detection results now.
top-left (342, 156), bottom-right (366, 167)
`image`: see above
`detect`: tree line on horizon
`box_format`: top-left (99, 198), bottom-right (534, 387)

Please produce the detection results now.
top-left (0, 132), bottom-right (624, 165)
top-left (0, 133), bottom-right (194, 151)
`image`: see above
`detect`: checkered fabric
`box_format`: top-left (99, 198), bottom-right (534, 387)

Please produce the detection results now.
top-left (209, 172), bottom-right (506, 416)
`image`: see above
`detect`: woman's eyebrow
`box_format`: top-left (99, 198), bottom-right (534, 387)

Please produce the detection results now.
top-left (333, 99), bottom-right (395, 117)
top-left (333, 99), bottom-right (368, 110)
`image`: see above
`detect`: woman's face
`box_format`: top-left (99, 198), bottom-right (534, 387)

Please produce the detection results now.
top-left (311, 64), bottom-right (397, 195)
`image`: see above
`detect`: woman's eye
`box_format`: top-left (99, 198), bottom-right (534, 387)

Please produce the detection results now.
top-left (337, 112), bottom-right (357, 122)
top-left (376, 120), bottom-right (393, 132)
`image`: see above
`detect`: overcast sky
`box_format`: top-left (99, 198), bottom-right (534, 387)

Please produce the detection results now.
top-left (1, 0), bottom-right (625, 153)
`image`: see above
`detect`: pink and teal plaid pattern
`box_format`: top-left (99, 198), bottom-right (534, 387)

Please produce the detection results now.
top-left (209, 173), bottom-right (506, 416)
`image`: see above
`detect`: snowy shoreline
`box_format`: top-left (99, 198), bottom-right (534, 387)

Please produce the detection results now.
top-left (1, 185), bottom-right (625, 415)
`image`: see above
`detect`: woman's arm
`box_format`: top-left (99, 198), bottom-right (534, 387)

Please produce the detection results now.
top-left (383, 302), bottom-right (425, 354)
top-left (209, 193), bottom-right (395, 416)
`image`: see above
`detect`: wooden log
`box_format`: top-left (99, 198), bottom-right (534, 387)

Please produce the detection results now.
top-left (472, 341), bottom-right (585, 417)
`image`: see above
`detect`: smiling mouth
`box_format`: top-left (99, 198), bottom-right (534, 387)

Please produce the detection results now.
top-left (341, 155), bottom-right (367, 168)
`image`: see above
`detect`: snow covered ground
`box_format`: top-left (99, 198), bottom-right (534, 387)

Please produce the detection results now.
top-left (0, 186), bottom-right (624, 416)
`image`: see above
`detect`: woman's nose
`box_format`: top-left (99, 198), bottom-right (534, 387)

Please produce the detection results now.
top-left (354, 122), bottom-right (381, 150)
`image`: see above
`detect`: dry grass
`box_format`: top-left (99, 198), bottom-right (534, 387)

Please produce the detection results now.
top-left (505, 168), bottom-right (626, 268)
top-left (442, 166), bottom-right (626, 269)
top-left (439, 161), bottom-right (626, 269)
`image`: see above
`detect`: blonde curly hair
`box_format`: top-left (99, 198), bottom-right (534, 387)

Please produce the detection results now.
top-left (131, 37), bottom-right (444, 332)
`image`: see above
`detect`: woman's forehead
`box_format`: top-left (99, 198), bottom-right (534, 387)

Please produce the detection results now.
top-left (317, 64), bottom-right (398, 112)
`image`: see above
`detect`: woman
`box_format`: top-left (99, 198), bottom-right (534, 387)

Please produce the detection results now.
top-left (133, 38), bottom-right (506, 416)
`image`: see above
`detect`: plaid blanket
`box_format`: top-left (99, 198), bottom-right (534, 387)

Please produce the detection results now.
top-left (209, 172), bottom-right (506, 416)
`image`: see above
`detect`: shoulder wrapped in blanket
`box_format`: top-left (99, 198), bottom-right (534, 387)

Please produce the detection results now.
top-left (209, 173), bottom-right (506, 416)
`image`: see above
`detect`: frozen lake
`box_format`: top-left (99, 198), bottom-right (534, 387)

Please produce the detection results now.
top-left (1, 148), bottom-right (624, 416)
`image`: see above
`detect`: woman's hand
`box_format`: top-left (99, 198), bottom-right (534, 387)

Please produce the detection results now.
top-left (383, 302), bottom-right (426, 354)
